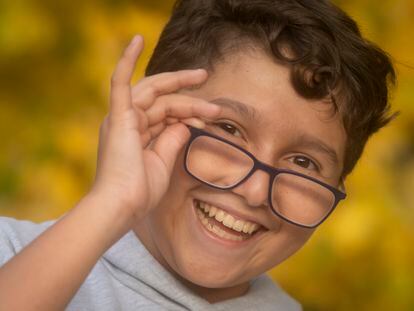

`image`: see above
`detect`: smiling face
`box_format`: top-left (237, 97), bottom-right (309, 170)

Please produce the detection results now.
top-left (133, 48), bottom-right (347, 301)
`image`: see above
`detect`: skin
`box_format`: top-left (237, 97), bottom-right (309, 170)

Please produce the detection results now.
top-left (133, 47), bottom-right (347, 302)
top-left (0, 36), bottom-right (346, 309)
top-left (0, 36), bottom-right (222, 310)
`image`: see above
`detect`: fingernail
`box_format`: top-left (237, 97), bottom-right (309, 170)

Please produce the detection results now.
top-left (192, 68), bottom-right (207, 75)
top-left (130, 35), bottom-right (142, 46)
top-left (182, 119), bottom-right (205, 129)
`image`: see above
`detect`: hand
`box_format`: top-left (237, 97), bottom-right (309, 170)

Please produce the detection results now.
top-left (91, 35), bottom-right (221, 222)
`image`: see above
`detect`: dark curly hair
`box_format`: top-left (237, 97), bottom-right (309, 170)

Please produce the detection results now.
top-left (145, 0), bottom-right (397, 178)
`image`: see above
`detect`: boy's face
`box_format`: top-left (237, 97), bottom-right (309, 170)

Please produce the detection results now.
top-left (133, 49), bottom-right (346, 292)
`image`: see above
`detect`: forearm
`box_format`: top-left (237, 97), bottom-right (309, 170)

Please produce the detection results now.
top-left (0, 193), bottom-right (133, 311)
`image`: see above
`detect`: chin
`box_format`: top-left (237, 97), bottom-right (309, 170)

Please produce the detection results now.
top-left (160, 200), bottom-right (253, 284)
top-left (173, 254), bottom-right (252, 289)
top-left (139, 174), bottom-right (314, 290)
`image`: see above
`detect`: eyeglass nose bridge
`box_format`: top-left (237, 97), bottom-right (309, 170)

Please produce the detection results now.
top-left (184, 126), bottom-right (346, 228)
top-left (250, 152), bottom-right (283, 175)
top-left (235, 156), bottom-right (280, 189)
top-left (228, 158), bottom-right (284, 212)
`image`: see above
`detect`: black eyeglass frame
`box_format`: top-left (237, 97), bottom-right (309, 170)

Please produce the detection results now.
top-left (183, 126), bottom-right (347, 229)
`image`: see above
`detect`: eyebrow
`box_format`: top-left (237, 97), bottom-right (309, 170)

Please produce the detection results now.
top-left (210, 97), bottom-right (339, 166)
top-left (209, 97), bottom-right (260, 123)
top-left (293, 134), bottom-right (339, 166)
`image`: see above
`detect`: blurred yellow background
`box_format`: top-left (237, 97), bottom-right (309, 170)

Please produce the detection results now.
top-left (0, 0), bottom-right (413, 310)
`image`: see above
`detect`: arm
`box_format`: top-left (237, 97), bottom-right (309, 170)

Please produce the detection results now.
top-left (0, 193), bottom-right (133, 310)
top-left (0, 35), bottom-right (221, 311)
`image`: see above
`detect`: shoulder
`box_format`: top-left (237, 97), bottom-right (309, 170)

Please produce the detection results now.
top-left (0, 216), bottom-right (56, 265)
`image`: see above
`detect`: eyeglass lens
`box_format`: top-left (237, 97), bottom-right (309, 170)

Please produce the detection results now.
top-left (186, 135), bottom-right (336, 227)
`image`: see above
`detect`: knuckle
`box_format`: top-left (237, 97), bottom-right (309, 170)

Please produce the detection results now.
top-left (147, 84), bottom-right (160, 98)
top-left (165, 105), bottom-right (173, 116)
top-left (158, 96), bottom-right (174, 114)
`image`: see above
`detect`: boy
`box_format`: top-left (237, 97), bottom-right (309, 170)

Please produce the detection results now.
top-left (0, 0), bottom-right (395, 310)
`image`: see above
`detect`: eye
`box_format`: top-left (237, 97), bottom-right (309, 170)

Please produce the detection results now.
top-left (290, 155), bottom-right (319, 171)
top-left (214, 122), bottom-right (243, 138)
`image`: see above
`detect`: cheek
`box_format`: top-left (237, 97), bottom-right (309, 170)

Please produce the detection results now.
top-left (179, 223), bottom-right (314, 288)
top-left (145, 151), bottom-right (316, 287)
top-left (156, 150), bottom-right (197, 212)
top-left (145, 150), bottom-right (199, 252)
top-left (262, 224), bottom-right (314, 268)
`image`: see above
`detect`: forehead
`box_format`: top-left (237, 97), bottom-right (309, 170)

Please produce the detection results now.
top-left (189, 49), bottom-right (347, 172)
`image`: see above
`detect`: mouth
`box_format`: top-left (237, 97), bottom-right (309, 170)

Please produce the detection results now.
top-left (193, 199), bottom-right (265, 242)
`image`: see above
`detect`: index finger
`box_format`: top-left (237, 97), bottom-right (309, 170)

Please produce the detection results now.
top-left (131, 69), bottom-right (208, 110)
top-left (109, 35), bottom-right (144, 116)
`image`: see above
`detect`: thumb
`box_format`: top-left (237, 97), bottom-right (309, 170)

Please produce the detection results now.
top-left (150, 123), bottom-right (190, 175)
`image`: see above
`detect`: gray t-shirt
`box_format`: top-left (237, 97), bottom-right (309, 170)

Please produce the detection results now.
top-left (0, 216), bottom-right (302, 310)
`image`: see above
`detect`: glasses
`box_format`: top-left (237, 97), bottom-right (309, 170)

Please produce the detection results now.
top-left (183, 126), bottom-right (346, 228)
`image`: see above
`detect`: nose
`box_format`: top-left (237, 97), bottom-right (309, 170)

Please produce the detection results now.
top-left (231, 169), bottom-right (270, 208)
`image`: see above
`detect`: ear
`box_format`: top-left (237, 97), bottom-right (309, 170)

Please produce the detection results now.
top-left (338, 177), bottom-right (346, 193)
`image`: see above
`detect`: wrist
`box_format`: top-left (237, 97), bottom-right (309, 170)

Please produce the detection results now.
top-left (82, 189), bottom-right (136, 238)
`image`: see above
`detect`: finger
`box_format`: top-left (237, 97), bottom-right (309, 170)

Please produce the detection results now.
top-left (140, 122), bottom-right (166, 147)
top-left (180, 118), bottom-right (205, 129)
top-left (145, 94), bottom-right (221, 126)
top-left (131, 69), bottom-right (208, 110)
top-left (136, 108), bottom-right (148, 133)
top-left (149, 123), bottom-right (191, 175)
top-left (110, 35), bottom-right (144, 116)
top-left (166, 117), bottom-right (179, 125)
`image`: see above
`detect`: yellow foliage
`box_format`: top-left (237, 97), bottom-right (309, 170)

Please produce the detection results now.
top-left (0, 0), bottom-right (413, 309)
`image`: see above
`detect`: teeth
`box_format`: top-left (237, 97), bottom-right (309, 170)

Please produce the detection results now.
top-left (209, 206), bottom-right (217, 217)
top-left (199, 201), bottom-right (210, 212)
top-left (196, 200), bottom-right (261, 235)
top-left (249, 223), bottom-right (259, 234)
top-left (197, 208), bottom-right (244, 242)
top-left (242, 223), bottom-right (251, 234)
top-left (233, 220), bottom-right (244, 232)
top-left (215, 210), bottom-right (225, 222)
top-left (222, 214), bottom-right (235, 228)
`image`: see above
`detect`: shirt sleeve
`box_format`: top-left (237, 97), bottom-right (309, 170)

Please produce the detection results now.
top-left (0, 219), bottom-right (16, 265)
top-left (0, 216), bottom-right (56, 267)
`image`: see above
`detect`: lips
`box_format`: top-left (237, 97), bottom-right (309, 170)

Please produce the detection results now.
top-left (193, 199), bottom-right (264, 242)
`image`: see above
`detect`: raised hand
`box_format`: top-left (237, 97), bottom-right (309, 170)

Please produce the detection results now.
top-left (92, 35), bottom-right (221, 222)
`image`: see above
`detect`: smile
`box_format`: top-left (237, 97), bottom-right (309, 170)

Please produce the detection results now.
top-left (194, 199), bottom-right (263, 242)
